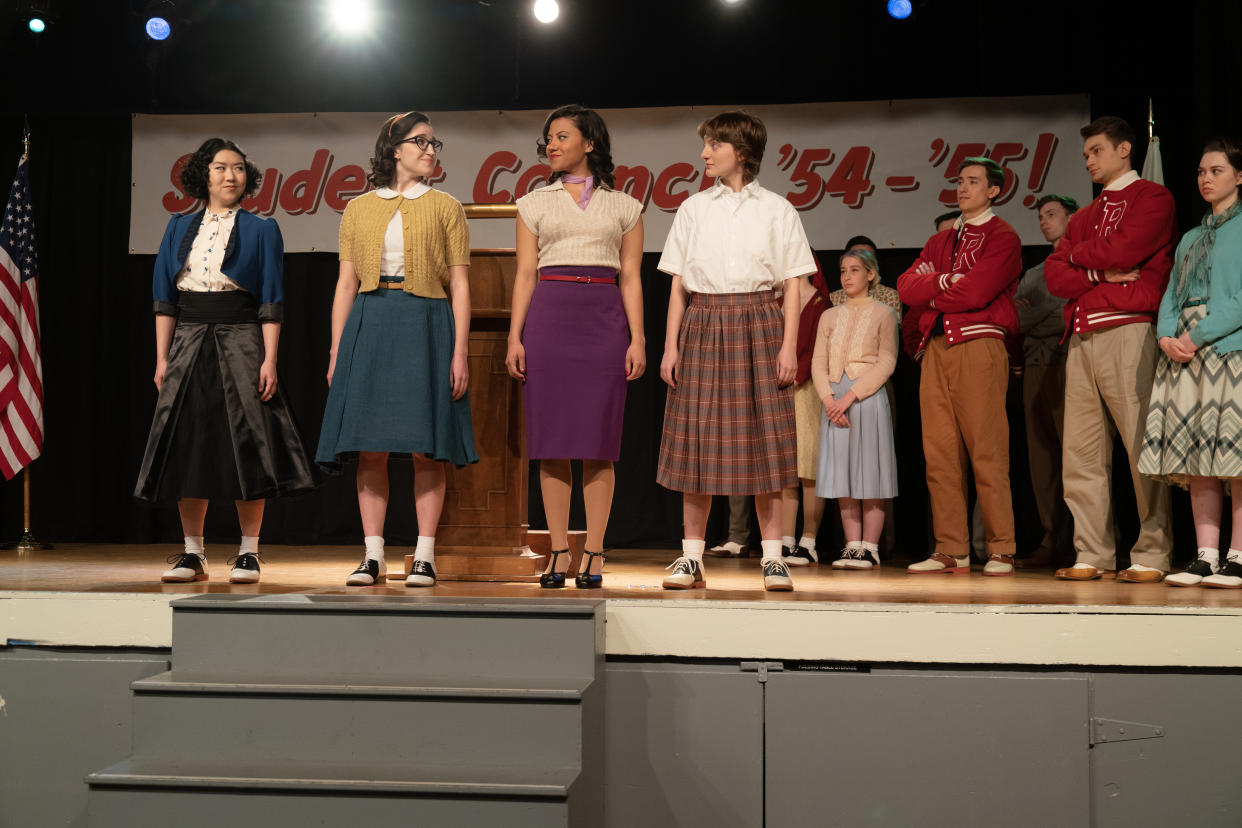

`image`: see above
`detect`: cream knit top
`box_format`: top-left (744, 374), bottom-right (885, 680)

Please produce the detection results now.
top-left (516, 180), bottom-right (642, 270)
top-left (811, 298), bottom-right (898, 402)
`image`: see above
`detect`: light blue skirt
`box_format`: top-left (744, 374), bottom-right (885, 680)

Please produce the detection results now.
top-left (815, 374), bottom-right (898, 500)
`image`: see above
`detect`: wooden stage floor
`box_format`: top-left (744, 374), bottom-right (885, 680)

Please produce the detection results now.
top-left (4, 544), bottom-right (1242, 668)
top-left (1, 543), bottom-right (1239, 610)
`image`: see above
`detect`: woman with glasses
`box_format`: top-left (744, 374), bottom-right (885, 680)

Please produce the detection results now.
top-left (317, 111), bottom-right (477, 588)
top-left (136, 137), bottom-right (317, 585)
top-left (505, 104), bottom-right (645, 588)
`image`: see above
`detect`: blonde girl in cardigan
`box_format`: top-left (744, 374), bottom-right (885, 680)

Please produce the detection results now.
top-left (812, 249), bottom-right (899, 569)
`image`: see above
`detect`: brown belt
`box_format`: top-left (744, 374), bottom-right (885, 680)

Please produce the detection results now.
top-left (378, 279), bottom-right (404, 290)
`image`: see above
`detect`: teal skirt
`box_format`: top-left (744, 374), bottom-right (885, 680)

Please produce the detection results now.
top-left (315, 289), bottom-right (478, 472)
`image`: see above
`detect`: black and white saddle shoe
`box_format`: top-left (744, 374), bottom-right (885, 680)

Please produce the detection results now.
top-left (405, 559), bottom-right (436, 587)
top-left (662, 557), bottom-right (705, 589)
top-left (762, 558), bottom-right (794, 591)
top-left (785, 545), bottom-right (818, 567)
top-left (1166, 555), bottom-right (1215, 587)
top-left (162, 553), bottom-right (208, 583)
top-left (346, 558), bottom-right (386, 586)
top-left (227, 553), bottom-right (262, 584)
top-left (832, 546), bottom-right (880, 570)
top-left (1202, 557), bottom-right (1242, 589)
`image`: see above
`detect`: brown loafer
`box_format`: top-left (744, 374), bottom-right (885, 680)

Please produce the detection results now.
top-left (1116, 567), bottom-right (1165, 583)
top-left (1055, 565), bottom-right (1104, 581)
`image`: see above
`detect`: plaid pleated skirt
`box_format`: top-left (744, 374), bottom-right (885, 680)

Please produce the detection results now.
top-left (657, 290), bottom-right (797, 495)
top-left (1139, 302), bottom-right (1242, 485)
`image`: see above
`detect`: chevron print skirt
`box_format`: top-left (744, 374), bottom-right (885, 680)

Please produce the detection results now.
top-left (1139, 303), bottom-right (1242, 485)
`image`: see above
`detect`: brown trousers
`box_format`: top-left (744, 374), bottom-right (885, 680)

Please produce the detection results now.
top-left (1062, 325), bottom-right (1171, 570)
top-left (920, 337), bottom-right (1016, 558)
top-left (1024, 359), bottom-right (1073, 558)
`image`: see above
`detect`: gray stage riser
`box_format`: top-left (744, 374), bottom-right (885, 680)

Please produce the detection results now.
top-left (171, 610), bottom-right (599, 684)
top-left (131, 693), bottom-right (586, 768)
top-left (88, 787), bottom-right (569, 828)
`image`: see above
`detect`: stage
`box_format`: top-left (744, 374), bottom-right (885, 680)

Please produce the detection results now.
top-left (3, 544), bottom-right (1240, 668)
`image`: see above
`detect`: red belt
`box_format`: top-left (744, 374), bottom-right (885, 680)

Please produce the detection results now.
top-left (539, 273), bottom-right (617, 285)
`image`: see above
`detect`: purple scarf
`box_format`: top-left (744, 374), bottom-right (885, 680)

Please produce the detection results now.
top-left (562, 174), bottom-right (594, 210)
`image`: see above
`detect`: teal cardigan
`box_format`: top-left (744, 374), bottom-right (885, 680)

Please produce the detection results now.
top-left (1157, 216), bottom-right (1242, 354)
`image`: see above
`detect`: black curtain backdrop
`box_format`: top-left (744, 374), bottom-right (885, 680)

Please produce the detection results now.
top-left (0, 0), bottom-right (1232, 559)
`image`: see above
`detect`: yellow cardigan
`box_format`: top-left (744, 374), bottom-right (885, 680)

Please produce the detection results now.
top-left (339, 189), bottom-right (470, 298)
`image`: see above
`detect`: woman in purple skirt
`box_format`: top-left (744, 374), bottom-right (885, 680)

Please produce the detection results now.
top-left (506, 104), bottom-right (646, 588)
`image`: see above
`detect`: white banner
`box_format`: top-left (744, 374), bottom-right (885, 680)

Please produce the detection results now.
top-left (130, 95), bottom-right (1092, 254)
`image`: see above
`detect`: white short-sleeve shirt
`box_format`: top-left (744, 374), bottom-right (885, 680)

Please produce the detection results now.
top-left (657, 180), bottom-right (816, 293)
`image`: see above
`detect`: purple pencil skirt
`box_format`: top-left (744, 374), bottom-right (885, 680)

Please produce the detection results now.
top-left (522, 267), bottom-right (629, 461)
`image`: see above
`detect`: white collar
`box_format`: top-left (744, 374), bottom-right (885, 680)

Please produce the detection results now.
top-left (954, 207), bottom-right (995, 230)
top-left (376, 182), bottom-right (431, 200)
top-left (711, 179), bottom-right (760, 199)
top-left (1104, 170), bottom-right (1141, 192)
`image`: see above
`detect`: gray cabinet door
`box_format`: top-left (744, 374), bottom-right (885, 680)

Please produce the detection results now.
top-left (605, 662), bottom-right (763, 828)
top-left (1091, 673), bottom-right (1242, 828)
top-left (766, 669), bottom-right (1090, 827)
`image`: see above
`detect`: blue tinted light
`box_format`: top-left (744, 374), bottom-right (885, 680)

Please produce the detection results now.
top-left (145, 16), bottom-right (171, 40)
top-left (28, 17), bottom-right (46, 33)
top-left (887, 0), bottom-right (912, 19)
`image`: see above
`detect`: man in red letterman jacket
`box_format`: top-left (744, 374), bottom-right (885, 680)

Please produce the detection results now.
top-left (897, 157), bottom-right (1022, 576)
top-left (1045, 116), bottom-right (1175, 583)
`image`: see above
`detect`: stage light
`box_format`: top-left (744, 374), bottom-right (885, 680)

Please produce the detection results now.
top-left (145, 16), bottom-right (171, 40)
top-left (27, 17), bottom-right (46, 33)
top-left (887, 0), bottom-right (912, 19)
top-left (533, 0), bottom-right (559, 24)
top-left (720, 0), bottom-right (745, 5)
top-left (327, 0), bottom-right (375, 35)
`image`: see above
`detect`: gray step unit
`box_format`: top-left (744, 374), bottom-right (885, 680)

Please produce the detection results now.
top-left (87, 594), bottom-right (604, 828)
top-left (128, 676), bottom-right (598, 768)
top-left (169, 593), bottom-right (603, 685)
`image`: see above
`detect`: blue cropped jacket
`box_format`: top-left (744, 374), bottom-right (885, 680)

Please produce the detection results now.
top-left (151, 208), bottom-right (285, 322)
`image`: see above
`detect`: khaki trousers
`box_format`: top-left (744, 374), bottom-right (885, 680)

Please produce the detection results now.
top-left (920, 337), bottom-right (1016, 558)
top-left (1024, 359), bottom-right (1073, 557)
top-left (1062, 325), bottom-right (1171, 570)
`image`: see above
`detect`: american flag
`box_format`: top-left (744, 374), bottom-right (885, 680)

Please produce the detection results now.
top-left (0, 156), bottom-right (44, 478)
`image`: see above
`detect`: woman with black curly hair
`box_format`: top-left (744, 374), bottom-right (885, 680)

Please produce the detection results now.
top-left (505, 104), bottom-right (646, 588)
top-left (316, 111), bottom-right (477, 588)
top-left (135, 137), bottom-right (317, 584)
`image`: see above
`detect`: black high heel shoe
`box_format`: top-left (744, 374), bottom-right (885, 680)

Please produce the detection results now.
top-left (575, 550), bottom-right (605, 589)
top-left (540, 549), bottom-right (570, 588)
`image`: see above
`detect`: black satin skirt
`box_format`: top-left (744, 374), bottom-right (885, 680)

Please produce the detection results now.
top-left (134, 291), bottom-right (318, 504)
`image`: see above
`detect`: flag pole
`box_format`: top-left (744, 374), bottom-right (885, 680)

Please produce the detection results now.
top-left (1, 467), bottom-right (52, 551)
top-left (0, 118), bottom-right (51, 553)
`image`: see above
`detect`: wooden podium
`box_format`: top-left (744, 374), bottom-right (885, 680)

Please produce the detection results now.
top-left (399, 204), bottom-right (542, 582)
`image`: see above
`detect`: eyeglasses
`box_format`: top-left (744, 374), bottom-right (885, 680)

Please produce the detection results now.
top-left (398, 135), bottom-right (443, 153)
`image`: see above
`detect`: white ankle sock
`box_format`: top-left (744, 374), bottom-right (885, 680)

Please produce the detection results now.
top-left (364, 535), bottom-right (385, 562)
top-left (682, 538), bottom-right (705, 563)
top-left (1071, 562), bottom-right (1096, 570)
top-left (1226, 549), bottom-right (1242, 564)
top-left (760, 539), bottom-right (782, 560)
top-left (1128, 563), bottom-right (1161, 573)
top-left (184, 536), bottom-right (205, 558)
top-left (798, 536), bottom-right (816, 552)
top-left (861, 541), bottom-right (879, 554)
top-left (1198, 547), bottom-right (1220, 565)
top-left (238, 536), bottom-right (258, 557)
top-left (781, 535), bottom-right (796, 549)
top-left (414, 536), bottom-right (436, 564)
